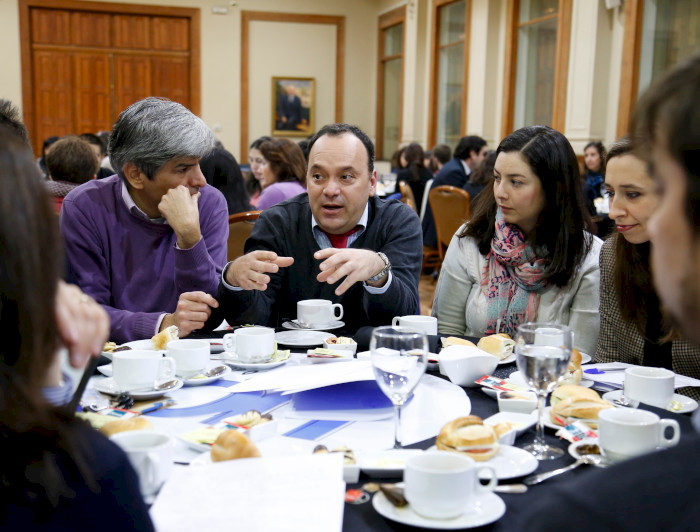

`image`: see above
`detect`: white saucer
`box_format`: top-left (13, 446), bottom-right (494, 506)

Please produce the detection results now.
top-left (602, 390), bottom-right (698, 414)
top-left (579, 352), bottom-right (592, 365)
top-left (183, 364), bottom-right (231, 386)
top-left (541, 406), bottom-right (601, 430)
top-left (509, 370), bottom-right (594, 389)
top-left (275, 330), bottom-right (333, 346)
top-left (282, 320), bottom-right (345, 331)
top-left (426, 445), bottom-right (538, 480)
top-left (220, 353), bottom-right (290, 370)
top-left (123, 339), bottom-right (164, 352)
top-left (372, 489), bottom-right (505, 530)
top-left (93, 377), bottom-right (184, 401)
top-left (498, 353), bottom-right (516, 365)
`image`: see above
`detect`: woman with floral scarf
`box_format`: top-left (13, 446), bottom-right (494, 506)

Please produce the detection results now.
top-left (431, 126), bottom-right (602, 355)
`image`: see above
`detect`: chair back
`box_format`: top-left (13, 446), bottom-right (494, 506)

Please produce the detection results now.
top-left (419, 178), bottom-right (433, 221)
top-left (428, 186), bottom-right (471, 259)
top-left (398, 181), bottom-right (417, 212)
top-left (227, 210), bottom-right (261, 261)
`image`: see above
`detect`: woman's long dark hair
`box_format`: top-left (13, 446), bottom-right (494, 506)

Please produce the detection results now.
top-left (259, 138), bottom-right (307, 186)
top-left (401, 142), bottom-right (426, 183)
top-left (606, 138), bottom-right (673, 339)
top-left (0, 131), bottom-right (96, 515)
top-left (461, 125), bottom-right (593, 287)
top-left (200, 148), bottom-right (253, 214)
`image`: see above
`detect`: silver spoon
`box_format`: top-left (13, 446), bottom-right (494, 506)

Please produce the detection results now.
top-left (126, 379), bottom-right (179, 394)
top-left (523, 454), bottom-right (603, 486)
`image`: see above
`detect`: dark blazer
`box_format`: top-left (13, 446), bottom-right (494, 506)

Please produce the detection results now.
top-left (421, 158), bottom-right (469, 247)
top-left (276, 94), bottom-right (302, 130)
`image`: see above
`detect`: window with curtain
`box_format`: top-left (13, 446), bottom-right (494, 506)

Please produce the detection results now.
top-left (637, 0), bottom-right (700, 96)
top-left (434, 0), bottom-right (466, 147)
top-left (377, 14), bottom-right (404, 161)
top-left (513, 0), bottom-right (559, 130)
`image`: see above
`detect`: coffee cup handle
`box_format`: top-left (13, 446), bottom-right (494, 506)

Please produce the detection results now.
top-left (392, 316), bottom-right (401, 327)
top-left (332, 304), bottom-right (344, 320)
top-left (223, 333), bottom-right (236, 353)
top-left (158, 357), bottom-right (176, 380)
top-left (476, 465), bottom-right (497, 493)
top-left (659, 419), bottom-right (680, 448)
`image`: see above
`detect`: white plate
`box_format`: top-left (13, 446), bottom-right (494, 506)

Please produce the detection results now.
top-left (428, 445), bottom-right (538, 480)
top-left (220, 354), bottom-right (290, 370)
top-left (540, 406), bottom-right (601, 431)
top-left (183, 364), bottom-right (231, 386)
top-left (602, 390), bottom-right (698, 414)
top-left (97, 364), bottom-right (113, 377)
top-left (275, 330), bottom-right (334, 346)
top-left (357, 449), bottom-right (424, 478)
top-left (123, 339), bottom-right (162, 351)
top-left (580, 352), bottom-right (592, 365)
top-left (281, 320), bottom-right (345, 331)
top-left (497, 353), bottom-right (516, 365)
top-left (483, 411), bottom-right (538, 436)
top-left (509, 370), bottom-right (594, 389)
top-left (372, 489), bottom-right (505, 530)
top-left (190, 452), bottom-right (213, 466)
top-left (92, 377), bottom-right (184, 401)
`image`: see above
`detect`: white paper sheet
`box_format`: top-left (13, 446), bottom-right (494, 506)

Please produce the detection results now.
top-left (150, 454), bottom-right (345, 532)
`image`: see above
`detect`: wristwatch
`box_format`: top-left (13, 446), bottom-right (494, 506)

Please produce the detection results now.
top-left (367, 252), bottom-right (391, 282)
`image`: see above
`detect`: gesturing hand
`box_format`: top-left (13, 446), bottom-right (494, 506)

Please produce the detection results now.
top-left (55, 281), bottom-right (110, 369)
top-left (225, 250), bottom-right (294, 291)
top-left (161, 291), bottom-right (219, 337)
top-left (158, 186), bottom-right (202, 249)
top-left (315, 248), bottom-right (386, 296)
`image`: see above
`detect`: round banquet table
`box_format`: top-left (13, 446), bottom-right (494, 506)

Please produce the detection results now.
top-left (174, 328), bottom-right (698, 531)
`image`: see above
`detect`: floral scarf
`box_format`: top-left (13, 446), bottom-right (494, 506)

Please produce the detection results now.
top-left (481, 212), bottom-right (548, 336)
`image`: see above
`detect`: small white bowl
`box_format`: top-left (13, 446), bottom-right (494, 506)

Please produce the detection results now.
top-left (322, 338), bottom-right (357, 356)
top-left (438, 345), bottom-right (499, 387)
top-left (497, 390), bottom-right (538, 414)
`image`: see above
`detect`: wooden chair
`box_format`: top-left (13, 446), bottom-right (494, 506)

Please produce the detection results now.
top-left (398, 180), bottom-right (417, 212)
top-left (428, 185), bottom-right (471, 262)
top-left (227, 210), bottom-right (261, 261)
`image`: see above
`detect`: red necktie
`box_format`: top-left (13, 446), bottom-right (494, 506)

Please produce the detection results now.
top-left (321, 226), bottom-right (362, 248)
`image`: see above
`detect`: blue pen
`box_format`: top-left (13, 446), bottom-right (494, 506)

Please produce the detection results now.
top-left (139, 400), bottom-right (174, 414)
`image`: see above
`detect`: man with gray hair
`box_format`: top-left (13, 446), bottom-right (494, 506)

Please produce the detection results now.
top-left (60, 97), bottom-right (227, 343)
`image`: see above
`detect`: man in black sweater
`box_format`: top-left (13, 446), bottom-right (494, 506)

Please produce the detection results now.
top-left (213, 123), bottom-right (422, 331)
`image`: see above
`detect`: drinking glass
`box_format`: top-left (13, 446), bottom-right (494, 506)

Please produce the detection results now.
top-left (370, 326), bottom-right (428, 449)
top-left (515, 322), bottom-right (572, 460)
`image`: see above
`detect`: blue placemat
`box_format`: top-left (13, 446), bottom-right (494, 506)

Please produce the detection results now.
top-left (146, 391), bottom-right (289, 418)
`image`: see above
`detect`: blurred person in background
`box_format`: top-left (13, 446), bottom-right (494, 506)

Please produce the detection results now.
top-left (200, 147), bottom-right (253, 215)
top-left (247, 136), bottom-right (272, 207)
top-left (256, 138), bottom-right (307, 210)
top-left (45, 136), bottom-right (99, 213)
top-left (397, 142), bottom-right (433, 209)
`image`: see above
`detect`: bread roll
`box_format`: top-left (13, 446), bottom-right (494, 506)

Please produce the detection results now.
top-left (442, 337), bottom-right (476, 349)
top-left (436, 416), bottom-right (500, 461)
top-left (560, 348), bottom-right (583, 386)
top-left (476, 334), bottom-right (515, 360)
top-left (210, 430), bottom-right (261, 462)
top-left (151, 325), bottom-right (179, 350)
top-left (550, 385), bottom-right (600, 405)
top-left (100, 417), bottom-right (153, 437)
top-left (550, 388), bottom-right (612, 429)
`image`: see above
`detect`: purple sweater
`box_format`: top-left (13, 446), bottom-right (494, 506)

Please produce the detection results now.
top-left (60, 175), bottom-right (228, 343)
top-left (257, 181), bottom-right (306, 210)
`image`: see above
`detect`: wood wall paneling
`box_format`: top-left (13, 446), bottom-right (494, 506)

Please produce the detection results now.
top-left (114, 55), bottom-right (153, 113)
top-left (33, 51), bottom-right (73, 143)
top-left (152, 57), bottom-right (190, 104)
top-left (74, 52), bottom-right (112, 134)
top-left (617, 0), bottom-right (644, 138)
top-left (153, 17), bottom-right (189, 51)
top-left (71, 11), bottom-right (111, 47)
top-left (113, 14), bottom-right (151, 49)
top-left (31, 8), bottom-right (70, 44)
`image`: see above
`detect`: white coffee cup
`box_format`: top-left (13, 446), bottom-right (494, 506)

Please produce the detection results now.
top-left (624, 367), bottom-right (675, 408)
top-left (297, 299), bottom-right (343, 327)
top-left (110, 431), bottom-right (173, 498)
top-left (598, 408), bottom-right (680, 461)
top-left (404, 452), bottom-right (497, 520)
top-left (223, 326), bottom-right (276, 363)
top-left (112, 350), bottom-right (176, 391)
top-left (391, 315), bottom-right (438, 335)
top-left (167, 339), bottom-right (210, 378)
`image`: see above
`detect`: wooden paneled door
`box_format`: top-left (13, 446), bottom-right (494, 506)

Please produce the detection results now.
top-left (19, 0), bottom-right (201, 155)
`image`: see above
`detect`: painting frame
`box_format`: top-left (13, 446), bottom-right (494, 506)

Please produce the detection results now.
top-left (271, 77), bottom-right (315, 137)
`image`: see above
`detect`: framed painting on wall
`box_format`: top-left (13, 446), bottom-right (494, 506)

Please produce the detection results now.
top-left (271, 77), bottom-right (315, 137)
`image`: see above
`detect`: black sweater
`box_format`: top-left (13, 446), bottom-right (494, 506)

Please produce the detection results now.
top-left (215, 194), bottom-right (423, 332)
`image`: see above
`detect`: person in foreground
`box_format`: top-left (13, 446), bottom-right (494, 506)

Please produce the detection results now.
top-left (501, 53), bottom-right (700, 532)
top-left (431, 126), bottom-right (602, 354)
top-left (595, 137), bottom-right (700, 399)
top-left (209, 123), bottom-right (423, 331)
top-left (60, 97), bottom-right (227, 343)
top-left (0, 131), bottom-right (153, 531)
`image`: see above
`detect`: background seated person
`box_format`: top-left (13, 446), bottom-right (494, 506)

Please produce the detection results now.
top-left (60, 97), bottom-right (227, 343)
top-left (0, 131), bottom-right (153, 530)
top-left (209, 123), bottom-right (422, 332)
top-left (397, 142), bottom-right (432, 209)
top-left (199, 147), bottom-right (253, 215)
top-left (432, 126), bottom-right (602, 355)
top-left (256, 138), bottom-right (307, 210)
top-left (595, 137), bottom-right (700, 400)
top-left (45, 135), bottom-right (99, 213)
